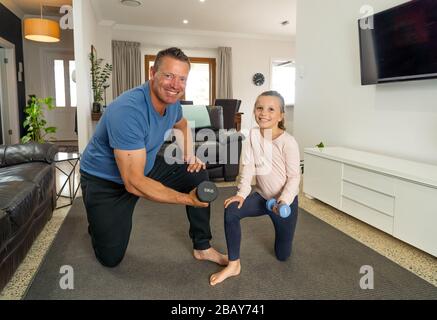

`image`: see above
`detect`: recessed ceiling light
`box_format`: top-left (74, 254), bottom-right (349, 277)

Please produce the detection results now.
top-left (183, 19), bottom-right (189, 24)
top-left (199, 0), bottom-right (206, 2)
top-left (120, 0), bottom-right (142, 7)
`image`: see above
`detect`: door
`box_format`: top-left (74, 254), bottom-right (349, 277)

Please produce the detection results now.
top-left (0, 48), bottom-right (3, 144)
top-left (42, 50), bottom-right (77, 141)
top-left (0, 39), bottom-right (20, 145)
top-left (0, 48), bottom-right (9, 144)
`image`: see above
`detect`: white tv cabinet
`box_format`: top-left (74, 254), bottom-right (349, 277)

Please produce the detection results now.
top-left (303, 147), bottom-right (437, 257)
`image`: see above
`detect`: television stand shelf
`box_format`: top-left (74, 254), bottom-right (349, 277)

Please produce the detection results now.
top-left (303, 147), bottom-right (437, 257)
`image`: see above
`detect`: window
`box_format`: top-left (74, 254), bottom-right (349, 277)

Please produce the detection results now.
top-left (271, 60), bottom-right (296, 106)
top-left (54, 60), bottom-right (65, 106)
top-left (145, 55), bottom-right (216, 105)
top-left (53, 59), bottom-right (76, 107)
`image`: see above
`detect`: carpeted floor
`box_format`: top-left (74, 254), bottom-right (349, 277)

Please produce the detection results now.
top-left (24, 187), bottom-right (437, 300)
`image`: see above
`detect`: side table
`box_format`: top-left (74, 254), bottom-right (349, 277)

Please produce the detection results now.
top-left (54, 152), bottom-right (81, 209)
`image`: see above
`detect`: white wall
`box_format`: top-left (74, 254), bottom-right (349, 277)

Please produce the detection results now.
top-left (73, 0), bottom-right (100, 152)
top-left (110, 26), bottom-right (295, 131)
top-left (23, 22), bottom-right (74, 98)
top-left (23, 20), bottom-right (76, 140)
top-left (94, 24), bottom-right (113, 105)
top-left (294, 0), bottom-right (437, 165)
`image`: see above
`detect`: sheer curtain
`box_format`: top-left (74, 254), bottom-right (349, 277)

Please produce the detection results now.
top-left (112, 40), bottom-right (141, 99)
top-left (217, 47), bottom-right (233, 99)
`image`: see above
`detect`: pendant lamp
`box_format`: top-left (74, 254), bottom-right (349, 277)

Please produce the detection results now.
top-left (24, 4), bottom-right (60, 43)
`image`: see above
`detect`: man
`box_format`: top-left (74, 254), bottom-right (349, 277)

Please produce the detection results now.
top-left (80, 47), bottom-right (228, 268)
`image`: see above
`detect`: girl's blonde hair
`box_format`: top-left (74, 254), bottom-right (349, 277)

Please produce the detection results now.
top-left (254, 90), bottom-right (286, 130)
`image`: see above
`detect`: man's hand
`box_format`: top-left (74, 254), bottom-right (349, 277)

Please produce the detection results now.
top-left (189, 188), bottom-right (209, 207)
top-left (185, 155), bottom-right (206, 173)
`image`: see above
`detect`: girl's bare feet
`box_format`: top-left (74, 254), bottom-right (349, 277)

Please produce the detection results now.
top-left (210, 260), bottom-right (241, 286)
top-left (193, 247), bottom-right (228, 266)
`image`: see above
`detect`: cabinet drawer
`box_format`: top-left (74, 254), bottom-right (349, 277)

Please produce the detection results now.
top-left (342, 181), bottom-right (394, 216)
top-left (341, 197), bottom-right (394, 234)
top-left (343, 164), bottom-right (395, 196)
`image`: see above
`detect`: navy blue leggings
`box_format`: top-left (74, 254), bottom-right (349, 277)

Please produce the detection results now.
top-left (225, 192), bottom-right (298, 261)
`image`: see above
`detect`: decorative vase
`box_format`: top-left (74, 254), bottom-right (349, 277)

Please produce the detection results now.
top-left (92, 102), bottom-right (101, 113)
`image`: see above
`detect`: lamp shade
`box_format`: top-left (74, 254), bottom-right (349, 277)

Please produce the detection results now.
top-left (24, 18), bottom-right (60, 43)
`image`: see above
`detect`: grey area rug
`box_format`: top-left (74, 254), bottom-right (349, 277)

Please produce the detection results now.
top-left (25, 187), bottom-right (437, 300)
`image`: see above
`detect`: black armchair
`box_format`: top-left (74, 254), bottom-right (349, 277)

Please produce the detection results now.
top-left (214, 99), bottom-right (242, 130)
top-left (161, 105), bottom-right (244, 182)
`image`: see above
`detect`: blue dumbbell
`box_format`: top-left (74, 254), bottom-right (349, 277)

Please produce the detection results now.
top-left (266, 198), bottom-right (291, 218)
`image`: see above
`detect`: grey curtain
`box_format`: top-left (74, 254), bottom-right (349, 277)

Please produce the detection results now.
top-left (217, 47), bottom-right (233, 99)
top-left (112, 40), bottom-right (141, 99)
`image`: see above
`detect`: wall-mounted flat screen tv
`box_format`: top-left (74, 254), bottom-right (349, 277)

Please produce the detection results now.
top-left (358, 0), bottom-right (437, 85)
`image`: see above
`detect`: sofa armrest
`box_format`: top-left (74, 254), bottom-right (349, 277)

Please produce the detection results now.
top-left (0, 142), bottom-right (59, 168)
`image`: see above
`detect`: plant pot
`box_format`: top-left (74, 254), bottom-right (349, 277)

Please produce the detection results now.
top-left (92, 102), bottom-right (101, 113)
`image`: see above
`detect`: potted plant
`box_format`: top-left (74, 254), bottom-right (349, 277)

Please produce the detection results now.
top-left (21, 95), bottom-right (57, 143)
top-left (316, 141), bottom-right (325, 151)
top-left (89, 48), bottom-right (112, 114)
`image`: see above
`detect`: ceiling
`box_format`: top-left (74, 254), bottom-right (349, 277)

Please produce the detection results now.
top-left (12, 0), bottom-right (72, 16)
top-left (91, 0), bottom-right (296, 38)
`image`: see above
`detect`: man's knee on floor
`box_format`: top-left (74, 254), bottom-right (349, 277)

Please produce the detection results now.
top-left (275, 250), bottom-right (291, 262)
top-left (276, 253), bottom-right (290, 262)
top-left (95, 249), bottom-right (125, 268)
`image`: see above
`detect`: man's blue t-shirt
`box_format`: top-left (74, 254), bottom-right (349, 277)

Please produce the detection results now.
top-left (80, 82), bottom-right (182, 184)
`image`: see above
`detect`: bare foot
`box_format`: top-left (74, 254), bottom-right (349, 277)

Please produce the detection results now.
top-left (210, 260), bottom-right (241, 286)
top-left (193, 247), bottom-right (228, 266)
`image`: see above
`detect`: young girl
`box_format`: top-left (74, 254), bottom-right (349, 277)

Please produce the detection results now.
top-left (210, 90), bottom-right (300, 286)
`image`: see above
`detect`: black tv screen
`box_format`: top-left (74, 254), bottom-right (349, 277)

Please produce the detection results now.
top-left (359, 0), bottom-right (437, 85)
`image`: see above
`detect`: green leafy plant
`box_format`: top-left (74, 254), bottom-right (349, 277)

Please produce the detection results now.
top-left (21, 96), bottom-right (57, 143)
top-left (316, 141), bottom-right (325, 148)
top-left (89, 51), bottom-right (112, 106)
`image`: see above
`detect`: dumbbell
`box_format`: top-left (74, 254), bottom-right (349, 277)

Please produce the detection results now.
top-left (266, 198), bottom-right (291, 218)
top-left (196, 181), bottom-right (218, 203)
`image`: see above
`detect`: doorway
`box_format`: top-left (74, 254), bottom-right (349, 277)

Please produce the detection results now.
top-left (0, 38), bottom-right (20, 145)
top-left (41, 49), bottom-right (77, 141)
top-left (0, 47), bottom-right (4, 144)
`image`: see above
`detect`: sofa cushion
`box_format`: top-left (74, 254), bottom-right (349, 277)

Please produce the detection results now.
top-left (0, 162), bottom-right (54, 232)
top-left (0, 180), bottom-right (38, 232)
top-left (0, 162), bottom-right (54, 200)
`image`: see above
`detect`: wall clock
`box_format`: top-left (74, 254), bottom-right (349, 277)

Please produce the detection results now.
top-left (252, 73), bottom-right (265, 86)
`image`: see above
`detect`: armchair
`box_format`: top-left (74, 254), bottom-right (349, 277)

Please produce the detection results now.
top-left (161, 105), bottom-right (244, 182)
top-left (214, 99), bottom-right (242, 130)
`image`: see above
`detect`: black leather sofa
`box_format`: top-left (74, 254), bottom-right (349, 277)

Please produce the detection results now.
top-left (0, 143), bottom-right (58, 291)
top-left (160, 105), bottom-right (244, 181)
